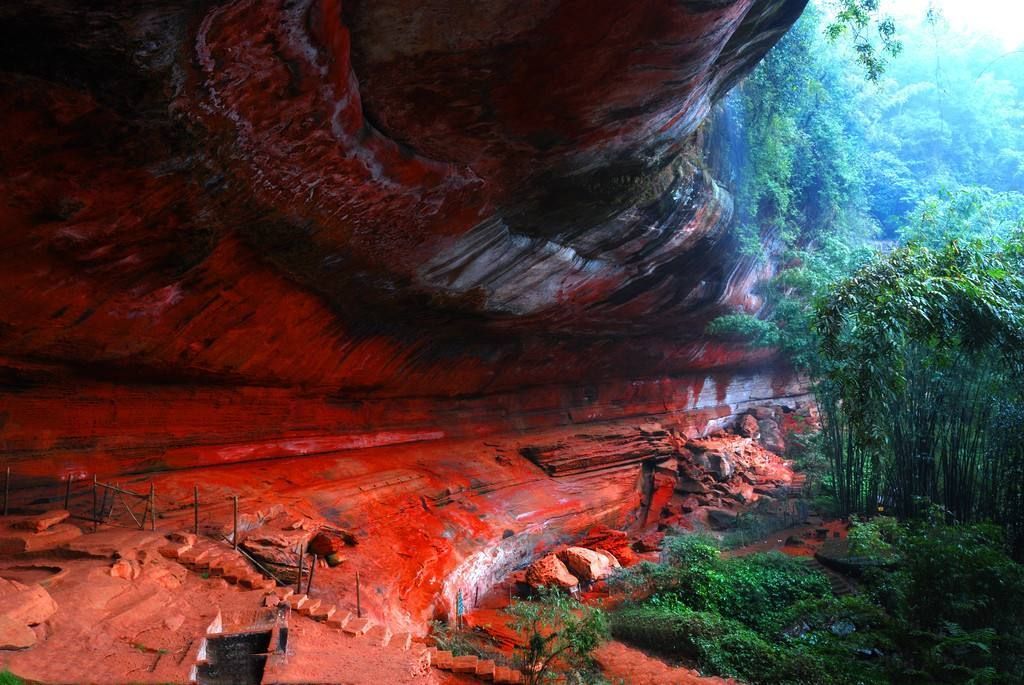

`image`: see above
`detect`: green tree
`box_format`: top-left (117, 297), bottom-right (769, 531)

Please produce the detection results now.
top-left (814, 237), bottom-right (1024, 554)
top-left (506, 587), bottom-right (608, 685)
top-left (824, 0), bottom-right (903, 82)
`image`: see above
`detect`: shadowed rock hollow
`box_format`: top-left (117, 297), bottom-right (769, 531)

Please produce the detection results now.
top-left (0, 0), bottom-right (806, 478)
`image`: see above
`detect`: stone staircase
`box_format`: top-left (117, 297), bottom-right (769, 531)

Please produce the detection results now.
top-left (426, 648), bottom-right (524, 684)
top-left (160, 534), bottom-right (277, 591)
top-left (167, 532), bottom-right (523, 683)
top-left (802, 557), bottom-right (856, 597)
top-left (263, 586), bottom-right (415, 648)
top-left (264, 587), bottom-right (526, 684)
top-left (788, 472), bottom-right (808, 498)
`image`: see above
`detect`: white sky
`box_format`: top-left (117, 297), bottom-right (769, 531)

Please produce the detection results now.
top-left (882, 0), bottom-right (1024, 49)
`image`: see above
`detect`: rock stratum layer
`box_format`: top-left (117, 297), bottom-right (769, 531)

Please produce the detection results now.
top-left (0, 0), bottom-right (806, 479)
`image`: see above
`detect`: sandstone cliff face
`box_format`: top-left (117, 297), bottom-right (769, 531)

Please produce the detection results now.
top-left (0, 0), bottom-right (807, 478)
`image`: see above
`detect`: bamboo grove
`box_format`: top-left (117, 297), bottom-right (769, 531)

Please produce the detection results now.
top-left (816, 238), bottom-right (1024, 558)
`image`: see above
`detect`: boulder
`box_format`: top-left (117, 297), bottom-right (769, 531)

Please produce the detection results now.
top-left (525, 554), bottom-right (579, 590)
top-left (557, 547), bottom-right (620, 583)
top-left (241, 530), bottom-right (310, 567)
top-left (576, 526), bottom-right (640, 566)
top-left (0, 579), bottom-right (57, 626)
top-left (692, 451), bottom-right (733, 482)
top-left (736, 414), bottom-right (760, 438)
top-left (758, 418), bottom-right (786, 455)
top-left (0, 616), bottom-right (36, 650)
top-left (110, 559), bottom-right (140, 580)
top-left (633, 532), bottom-right (665, 553)
top-left (675, 477), bottom-right (708, 495)
top-left (10, 510), bottom-right (70, 532)
top-left (308, 530), bottom-right (354, 557)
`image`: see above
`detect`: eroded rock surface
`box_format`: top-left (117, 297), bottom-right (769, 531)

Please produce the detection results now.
top-left (0, 0), bottom-right (806, 479)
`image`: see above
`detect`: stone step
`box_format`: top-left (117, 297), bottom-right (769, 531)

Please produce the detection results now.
top-left (249, 573), bottom-right (275, 590)
top-left (342, 617), bottom-right (373, 636)
top-left (223, 567), bottom-right (249, 584)
top-left (451, 655), bottom-right (479, 674)
top-left (366, 624), bottom-right (391, 648)
top-left (297, 598), bottom-right (321, 616)
top-left (495, 666), bottom-right (524, 684)
top-left (430, 649), bottom-right (454, 670)
top-left (475, 659), bottom-right (496, 680)
top-left (206, 558), bottom-right (232, 576)
top-left (159, 542), bottom-right (193, 560)
top-left (326, 611), bottom-right (352, 630)
top-left (308, 602), bottom-right (336, 622)
top-left (388, 631), bottom-right (413, 651)
top-left (195, 552), bottom-right (228, 572)
top-left (286, 593), bottom-right (309, 610)
top-left (178, 547), bottom-right (210, 566)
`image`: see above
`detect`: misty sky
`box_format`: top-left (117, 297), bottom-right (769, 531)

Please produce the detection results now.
top-left (884, 0), bottom-right (1024, 49)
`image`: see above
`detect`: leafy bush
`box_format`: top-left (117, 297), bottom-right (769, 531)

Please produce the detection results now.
top-left (430, 620), bottom-right (503, 661)
top-left (610, 534), bottom-right (867, 683)
top-left (846, 516), bottom-right (900, 560)
top-left (863, 520), bottom-right (1024, 683)
top-left (611, 600), bottom-right (885, 685)
top-left (506, 586), bottom-right (609, 685)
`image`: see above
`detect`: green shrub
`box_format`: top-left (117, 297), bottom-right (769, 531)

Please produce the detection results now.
top-left (611, 602), bottom-right (884, 685)
top-left (865, 521), bottom-right (1024, 683)
top-left (506, 586), bottom-right (608, 685)
top-left (847, 516), bottom-right (900, 560)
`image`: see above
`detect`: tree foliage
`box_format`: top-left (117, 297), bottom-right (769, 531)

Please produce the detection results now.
top-left (824, 0), bottom-right (903, 82)
top-left (505, 587), bottom-right (608, 685)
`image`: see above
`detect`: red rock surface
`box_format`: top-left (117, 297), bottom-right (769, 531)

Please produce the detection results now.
top-left (0, 0), bottom-right (807, 481)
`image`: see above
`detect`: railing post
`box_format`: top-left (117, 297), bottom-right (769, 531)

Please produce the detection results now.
top-left (306, 554), bottom-right (316, 595)
top-left (3, 466), bottom-right (9, 516)
top-left (355, 570), bottom-right (361, 618)
top-left (92, 474), bottom-right (98, 531)
top-left (149, 483), bottom-right (156, 531)
top-left (193, 485), bottom-right (199, 536)
top-left (232, 495), bottom-right (239, 550)
top-left (64, 476), bottom-right (72, 510)
top-left (295, 544), bottom-right (304, 595)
